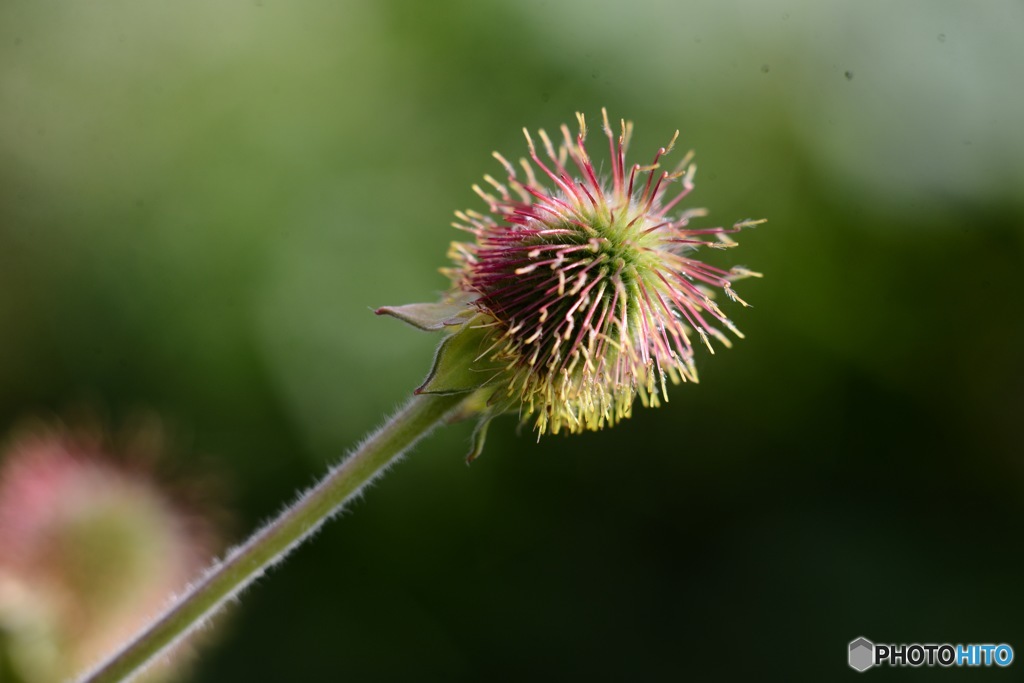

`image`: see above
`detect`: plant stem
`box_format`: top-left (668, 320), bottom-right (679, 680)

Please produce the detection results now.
top-left (77, 392), bottom-right (467, 683)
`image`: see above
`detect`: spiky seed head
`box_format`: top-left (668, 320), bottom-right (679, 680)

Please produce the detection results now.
top-left (378, 110), bottom-right (764, 447)
top-left (444, 109), bottom-right (763, 436)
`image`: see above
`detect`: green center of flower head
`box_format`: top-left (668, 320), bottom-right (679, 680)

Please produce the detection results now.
top-left (386, 109), bottom-right (764, 444)
top-left (503, 208), bottom-right (660, 376)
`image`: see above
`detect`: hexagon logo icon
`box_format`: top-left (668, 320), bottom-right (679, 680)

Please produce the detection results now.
top-left (849, 637), bottom-right (875, 672)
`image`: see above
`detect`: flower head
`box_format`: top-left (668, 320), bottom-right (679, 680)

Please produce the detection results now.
top-left (381, 109), bottom-right (763, 449)
top-left (0, 420), bottom-right (221, 682)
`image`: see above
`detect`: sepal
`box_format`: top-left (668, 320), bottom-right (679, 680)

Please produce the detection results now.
top-left (375, 293), bottom-right (476, 331)
top-left (465, 413), bottom-right (494, 464)
top-left (415, 315), bottom-right (504, 395)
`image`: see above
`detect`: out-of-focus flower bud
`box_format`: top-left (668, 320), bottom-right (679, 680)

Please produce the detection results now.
top-left (0, 421), bottom-right (221, 683)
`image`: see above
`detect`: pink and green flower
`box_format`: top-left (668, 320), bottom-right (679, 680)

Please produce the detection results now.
top-left (382, 109), bottom-right (764, 452)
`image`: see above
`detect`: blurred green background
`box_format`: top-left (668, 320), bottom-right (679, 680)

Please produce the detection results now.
top-left (1, 0), bottom-right (1023, 680)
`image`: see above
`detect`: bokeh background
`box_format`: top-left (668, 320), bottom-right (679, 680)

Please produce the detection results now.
top-left (1, 0), bottom-right (1022, 680)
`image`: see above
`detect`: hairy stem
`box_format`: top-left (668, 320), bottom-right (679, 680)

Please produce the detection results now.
top-left (76, 392), bottom-right (467, 683)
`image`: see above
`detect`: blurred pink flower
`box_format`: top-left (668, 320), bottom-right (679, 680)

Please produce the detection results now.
top-left (0, 420), bottom-right (222, 683)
